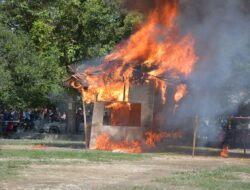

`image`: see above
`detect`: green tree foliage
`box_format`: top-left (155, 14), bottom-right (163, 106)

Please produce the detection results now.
top-left (0, 0), bottom-right (143, 65)
top-left (0, 64), bottom-right (13, 104)
top-left (0, 0), bottom-right (143, 109)
top-left (0, 24), bottom-right (64, 109)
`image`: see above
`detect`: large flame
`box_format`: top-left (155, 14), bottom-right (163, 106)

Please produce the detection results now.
top-left (72, 0), bottom-right (197, 103)
top-left (95, 133), bottom-right (143, 153)
top-left (95, 130), bottom-right (182, 153)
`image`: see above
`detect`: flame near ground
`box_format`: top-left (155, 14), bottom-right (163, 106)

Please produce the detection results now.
top-left (95, 131), bottom-right (183, 153)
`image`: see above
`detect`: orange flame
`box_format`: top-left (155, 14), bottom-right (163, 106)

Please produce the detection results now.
top-left (105, 102), bottom-right (131, 110)
top-left (220, 145), bottom-right (229, 158)
top-left (103, 0), bottom-right (197, 78)
top-left (145, 130), bottom-right (182, 148)
top-left (95, 130), bottom-right (182, 153)
top-left (95, 133), bottom-right (143, 153)
top-left (174, 84), bottom-right (188, 103)
top-left (71, 0), bottom-right (197, 104)
top-left (173, 84), bottom-right (188, 113)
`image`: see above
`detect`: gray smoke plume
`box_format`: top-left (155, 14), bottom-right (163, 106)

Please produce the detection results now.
top-left (75, 0), bottom-right (250, 145)
top-left (175, 0), bottom-right (250, 144)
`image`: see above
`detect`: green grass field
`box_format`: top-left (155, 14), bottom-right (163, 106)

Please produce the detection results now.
top-left (1, 139), bottom-right (250, 190)
top-left (154, 165), bottom-right (250, 190)
top-left (0, 139), bottom-right (149, 180)
top-left (126, 166), bottom-right (250, 190)
top-left (0, 149), bottom-right (146, 161)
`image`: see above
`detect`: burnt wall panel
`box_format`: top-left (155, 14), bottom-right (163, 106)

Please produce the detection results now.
top-left (90, 101), bottom-right (144, 149)
top-left (89, 81), bottom-right (156, 149)
top-left (103, 102), bottom-right (141, 127)
top-left (128, 82), bottom-right (155, 129)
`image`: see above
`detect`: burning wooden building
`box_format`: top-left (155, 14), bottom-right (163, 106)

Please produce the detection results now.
top-left (69, 0), bottom-right (197, 152)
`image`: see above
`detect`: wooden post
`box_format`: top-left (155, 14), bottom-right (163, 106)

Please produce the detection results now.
top-left (243, 129), bottom-right (247, 156)
top-left (192, 116), bottom-right (199, 158)
top-left (95, 93), bottom-right (99, 102)
top-left (123, 77), bottom-right (126, 101)
top-left (82, 89), bottom-right (88, 150)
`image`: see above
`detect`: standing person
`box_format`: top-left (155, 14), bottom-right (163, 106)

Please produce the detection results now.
top-left (24, 111), bottom-right (31, 121)
top-left (3, 109), bottom-right (9, 122)
top-left (0, 112), bottom-right (3, 135)
top-left (33, 108), bottom-right (40, 120)
top-left (40, 108), bottom-right (46, 121)
top-left (44, 108), bottom-right (50, 123)
top-left (3, 109), bottom-right (10, 129)
top-left (22, 111), bottom-right (30, 130)
top-left (61, 112), bottom-right (66, 121)
top-left (76, 108), bottom-right (83, 133)
top-left (48, 109), bottom-right (54, 122)
top-left (7, 110), bottom-right (13, 121)
top-left (87, 109), bottom-right (92, 124)
top-left (38, 108), bottom-right (47, 131)
top-left (54, 107), bottom-right (61, 122)
top-left (11, 111), bottom-right (19, 121)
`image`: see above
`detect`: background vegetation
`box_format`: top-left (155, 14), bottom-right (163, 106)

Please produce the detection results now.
top-left (0, 0), bottom-right (249, 111)
top-left (0, 0), bottom-right (143, 109)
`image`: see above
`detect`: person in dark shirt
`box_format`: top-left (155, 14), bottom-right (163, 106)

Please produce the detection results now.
top-left (3, 109), bottom-right (10, 121)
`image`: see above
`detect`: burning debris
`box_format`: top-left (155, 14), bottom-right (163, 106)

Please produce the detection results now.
top-left (69, 0), bottom-right (197, 152)
top-left (220, 145), bottom-right (229, 158)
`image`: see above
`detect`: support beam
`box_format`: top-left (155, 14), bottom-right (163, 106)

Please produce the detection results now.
top-left (192, 116), bottom-right (199, 158)
top-left (81, 89), bottom-right (89, 149)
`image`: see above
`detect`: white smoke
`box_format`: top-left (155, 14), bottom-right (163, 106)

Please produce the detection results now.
top-left (175, 0), bottom-right (250, 144)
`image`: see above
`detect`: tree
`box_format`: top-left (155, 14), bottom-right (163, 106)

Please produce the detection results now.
top-left (0, 0), bottom-right (143, 109)
top-left (0, 0), bottom-right (143, 65)
top-left (0, 64), bottom-right (13, 105)
top-left (0, 24), bottom-right (64, 109)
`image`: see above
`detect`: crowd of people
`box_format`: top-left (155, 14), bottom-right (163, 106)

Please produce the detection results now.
top-left (0, 106), bottom-right (92, 136)
top-left (0, 108), bottom-right (67, 135)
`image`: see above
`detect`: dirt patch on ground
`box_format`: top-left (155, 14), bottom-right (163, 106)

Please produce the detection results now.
top-left (1, 155), bottom-right (250, 190)
top-left (235, 172), bottom-right (250, 182)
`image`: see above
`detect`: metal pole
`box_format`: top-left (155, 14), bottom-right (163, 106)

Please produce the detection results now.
top-left (123, 79), bottom-right (126, 101)
top-left (243, 129), bottom-right (247, 156)
top-left (192, 116), bottom-right (199, 158)
top-left (82, 89), bottom-right (88, 149)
